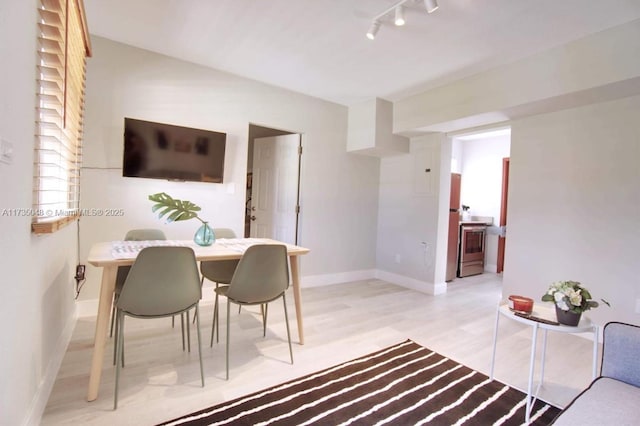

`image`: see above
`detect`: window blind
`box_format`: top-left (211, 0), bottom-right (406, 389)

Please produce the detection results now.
top-left (33, 0), bottom-right (91, 234)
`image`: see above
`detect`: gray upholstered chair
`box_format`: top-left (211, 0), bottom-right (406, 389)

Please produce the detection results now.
top-left (199, 228), bottom-right (240, 345)
top-left (113, 246), bottom-right (204, 409)
top-left (552, 322), bottom-right (640, 424)
top-left (216, 244), bottom-right (293, 379)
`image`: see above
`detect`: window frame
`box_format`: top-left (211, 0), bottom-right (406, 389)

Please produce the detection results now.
top-left (32, 0), bottom-right (91, 234)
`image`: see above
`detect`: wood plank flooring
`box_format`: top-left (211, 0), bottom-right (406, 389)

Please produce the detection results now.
top-left (41, 274), bottom-right (596, 425)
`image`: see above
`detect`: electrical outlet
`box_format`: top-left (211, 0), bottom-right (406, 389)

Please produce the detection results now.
top-left (635, 299), bottom-right (640, 314)
top-left (394, 254), bottom-right (401, 264)
top-left (75, 264), bottom-right (85, 281)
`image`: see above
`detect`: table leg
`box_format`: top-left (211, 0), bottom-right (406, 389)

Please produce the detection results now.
top-left (526, 323), bottom-right (539, 424)
top-left (592, 325), bottom-right (599, 379)
top-left (490, 307), bottom-right (501, 380)
top-left (289, 255), bottom-right (304, 345)
top-left (540, 329), bottom-right (548, 387)
top-left (87, 265), bottom-right (117, 401)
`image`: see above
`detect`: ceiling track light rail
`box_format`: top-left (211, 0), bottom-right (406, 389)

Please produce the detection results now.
top-left (366, 0), bottom-right (439, 40)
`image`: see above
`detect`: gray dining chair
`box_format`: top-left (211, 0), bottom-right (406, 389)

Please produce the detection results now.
top-left (113, 246), bottom-right (204, 409)
top-left (111, 229), bottom-right (171, 365)
top-left (216, 244), bottom-right (293, 380)
top-left (110, 229), bottom-right (167, 338)
top-left (199, 228), bottom-right (240, 345)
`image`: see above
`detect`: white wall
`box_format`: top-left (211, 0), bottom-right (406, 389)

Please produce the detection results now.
top-left (0, 1), bottom-right (78, 424)
top-left (459, 134), bottom-right (510, 271)
top-left (504, 95), bottom-right (640, 326)
top-left (394, 19), bottom-right (640, 134)
top-left (79, 36), bottom-right (380, 300)
top-left (376, 135), bottom-right (448, 294)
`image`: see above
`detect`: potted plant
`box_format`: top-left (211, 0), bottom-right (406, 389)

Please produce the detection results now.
top-left (541, 280), bottom-right (609, 326)
top-left (148, 192), bottom-right (214, 246)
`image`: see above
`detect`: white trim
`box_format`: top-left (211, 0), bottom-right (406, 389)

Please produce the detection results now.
top-left (76, 268), bottom-right (449, 318)
top-left (374, 270), bottom-right (447, 295)
top-left (23, 310), bottom-right (77, 426)
top-left (301, 269), bottom-right (377, 287)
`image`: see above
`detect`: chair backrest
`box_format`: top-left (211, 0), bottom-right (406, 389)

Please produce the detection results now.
top-left (227, 244), bottom-right (289, 304)
top-left (601, 321), bottom-right (640, 387)
top-left (116, 229), bottom-right (167, 290)
top-left (124, 228), bottom-right (167, 241)
top-left (213, 228), bottom-right (236, 239)
top-left (117, 246), bottom-right (201, 317)
top-left (200, 228), bottom-right (238, 283)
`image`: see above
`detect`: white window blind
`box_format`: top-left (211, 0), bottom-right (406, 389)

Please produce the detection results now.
top-left (33, 0), bottom-right (91, 234)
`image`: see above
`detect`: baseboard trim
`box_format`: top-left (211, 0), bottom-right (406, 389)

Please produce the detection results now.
top-left (301, 269), bottom-right (377, 287)
top-left (374, 270), bottom-right (447, 295)
top-left (76, 268), bottom-right (447, 318)
top-left (23, 309), bottom-right (77, 426)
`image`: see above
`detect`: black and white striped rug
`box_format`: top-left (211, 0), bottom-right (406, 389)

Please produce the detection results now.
top-left (159, 340), bottom-right (560, 425)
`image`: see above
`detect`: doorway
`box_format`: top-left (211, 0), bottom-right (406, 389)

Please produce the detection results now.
top-left (448, 127), bottom-right (511, 278)
top-left (246, 124), bottom-right (302, 245)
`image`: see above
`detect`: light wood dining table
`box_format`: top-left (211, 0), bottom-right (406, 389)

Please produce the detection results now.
top-left (86, 238), bottom-right (310, 402)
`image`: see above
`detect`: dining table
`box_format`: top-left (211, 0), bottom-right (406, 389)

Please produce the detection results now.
top-left (86, 237), bottom-right (310, 402)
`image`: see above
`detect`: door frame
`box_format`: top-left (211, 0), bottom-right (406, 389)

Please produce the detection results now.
top-left (497, 157), bottom-right (510, 273)
top-left (246, 124), bottom-right (303, 244)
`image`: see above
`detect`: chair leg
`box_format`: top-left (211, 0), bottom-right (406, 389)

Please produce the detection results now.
top-left (211, 291), bottom-right (220, 347)
top-left (226, 299), bottom-right (231, 380)
top-left (112, 311), bottom-right (118, 365)
top-left (262, 304), bottom-right (268, 337)
top-left (112, 311), bottom-right (125, 367)
top-left (195, 304), bottom-right (205, 387)
top-left (109, 302), bottom-right (116, 337)
top-left (186, 310), bottom-right (191, 352)
top-left (114, 311), bottom-right (125, 410)
top-left (282, 294), bottom-right (293, 364)
top-left (181, 314), bottom-right (186, 351)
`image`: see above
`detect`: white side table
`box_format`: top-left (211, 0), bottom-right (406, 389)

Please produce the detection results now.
top-left (490, 303), bottom-right (599, 424)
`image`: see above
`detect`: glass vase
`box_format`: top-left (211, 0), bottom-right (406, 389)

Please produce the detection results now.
top-left (194, 221), bottom-right (215, 246)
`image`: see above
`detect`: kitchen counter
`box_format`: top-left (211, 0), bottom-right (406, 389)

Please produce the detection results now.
top-left (459, 215), bottom-right (493, 226)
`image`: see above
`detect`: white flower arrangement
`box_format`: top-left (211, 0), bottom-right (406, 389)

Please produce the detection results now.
top-left (541, 280), bottom-right (609, 314)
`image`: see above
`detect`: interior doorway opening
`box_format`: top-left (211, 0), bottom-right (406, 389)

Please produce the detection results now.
top-left (446, 126), bottom-right (511, 282)
top-left (246, 124), bottom-right (302, 245)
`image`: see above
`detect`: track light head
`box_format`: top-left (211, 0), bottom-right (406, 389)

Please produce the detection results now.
top-left (366, 21), bottom-right (380, 40)
top-left (394, 5), bottom-right (405, 26)
top-left (424, 0), bottom-right (439, 14)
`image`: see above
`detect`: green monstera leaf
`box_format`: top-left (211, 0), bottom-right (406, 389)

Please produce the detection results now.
top-left (148, 192), bottom-right (203, 223)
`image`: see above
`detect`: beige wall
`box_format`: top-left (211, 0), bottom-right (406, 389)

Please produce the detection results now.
top-left (79, 36), bottom-right (381, 300)
top-left (0, 1), bottom-right (78, 424)
top-left (376, 18), bottom-right (640, 325)
top-left (506, 95), bottom-right (640, 326)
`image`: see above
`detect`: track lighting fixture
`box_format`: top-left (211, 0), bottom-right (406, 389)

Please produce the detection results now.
top-left (366, 0), bottom-right (440, 40)
top-left (366, 21), bottom-right (380, 40)
top-left (394, 5), bottom-right (405, 26)
top-left (424, 0), bottom-right (439, 14)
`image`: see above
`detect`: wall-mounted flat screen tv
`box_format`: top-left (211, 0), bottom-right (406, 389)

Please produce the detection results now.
top-left (123, 117), bottom-right (226, 183)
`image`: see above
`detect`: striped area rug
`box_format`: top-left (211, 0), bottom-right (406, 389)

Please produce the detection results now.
top-left (159, 340), bottom-right (560, 425)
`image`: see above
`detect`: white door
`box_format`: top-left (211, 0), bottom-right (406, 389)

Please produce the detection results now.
top-left (250, 134), bottom-right (300, 244)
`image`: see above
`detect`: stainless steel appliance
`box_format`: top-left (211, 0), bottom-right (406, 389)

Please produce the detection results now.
top-left (458, 224), bottom-right (487, 277)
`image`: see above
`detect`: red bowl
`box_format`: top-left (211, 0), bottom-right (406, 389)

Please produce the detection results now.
top-left (508, 295), bottom-right (533, 314)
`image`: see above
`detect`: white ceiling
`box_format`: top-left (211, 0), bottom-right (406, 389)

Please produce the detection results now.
top-left (84, 0), bottom-right (640, 106)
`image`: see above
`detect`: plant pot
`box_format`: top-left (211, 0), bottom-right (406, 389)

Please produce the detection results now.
top-left (194, 222), bottom-right (215, 246)
top-left (555, 305), bottom-right (581, 326)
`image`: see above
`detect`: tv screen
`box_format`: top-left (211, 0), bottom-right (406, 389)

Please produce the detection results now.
top-left (123, 118), bottom-right (226, 183)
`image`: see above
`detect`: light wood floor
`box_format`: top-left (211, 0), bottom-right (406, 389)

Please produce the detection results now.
top-left (42, 274), bottom-right (597, 425)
